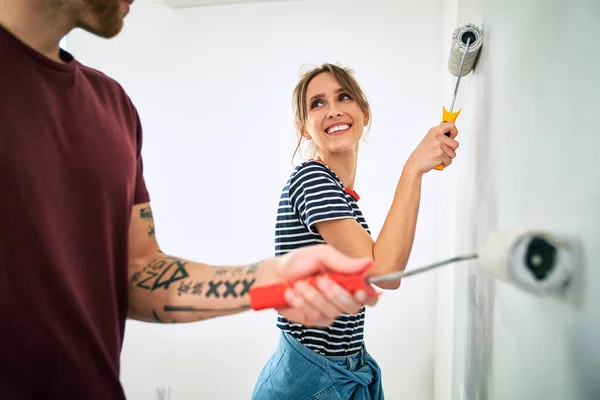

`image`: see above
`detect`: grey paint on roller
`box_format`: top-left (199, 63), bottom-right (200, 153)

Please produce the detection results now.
top-left (448, 23), bottom-right (483, 77)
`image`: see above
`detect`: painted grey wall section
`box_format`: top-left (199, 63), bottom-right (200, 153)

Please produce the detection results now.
top-left (444, 0), bottom-right (600, 399)
top-left (433, 0), bottom-right (493, 397)
top-left (450, 9), bottom-right (496, 400)
top-left (455, 2), bottom-right (496, 399)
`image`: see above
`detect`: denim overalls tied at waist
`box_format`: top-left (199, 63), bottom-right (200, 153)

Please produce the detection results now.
top-left (251, 332), bottom-right (384, 400)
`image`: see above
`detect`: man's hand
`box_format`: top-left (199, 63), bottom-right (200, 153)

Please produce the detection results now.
top-left (274, 245), bottom-right (379, 327)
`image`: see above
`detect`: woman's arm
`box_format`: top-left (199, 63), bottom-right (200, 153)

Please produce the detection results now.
top-left (315, 122), bottom-right (459, 289)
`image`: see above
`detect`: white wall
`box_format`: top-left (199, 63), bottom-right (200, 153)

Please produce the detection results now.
top-left (435, 0), bottom-right (600, 399)
top-left (68, 0), bottom-right (445, 398)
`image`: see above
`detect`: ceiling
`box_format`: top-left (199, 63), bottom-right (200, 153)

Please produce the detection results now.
top-left (148, 0), bottom-right (302, 8)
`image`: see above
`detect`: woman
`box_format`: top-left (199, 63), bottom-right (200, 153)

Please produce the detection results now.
top-left (251, 63), bottom-right (459, 400)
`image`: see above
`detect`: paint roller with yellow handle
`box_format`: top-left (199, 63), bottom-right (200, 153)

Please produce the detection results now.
top-left (436, 23), bottom-right (483, 170)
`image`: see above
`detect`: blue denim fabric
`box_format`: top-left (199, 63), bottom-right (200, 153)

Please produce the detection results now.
top-left (251, 332), bottom-right (384, 400)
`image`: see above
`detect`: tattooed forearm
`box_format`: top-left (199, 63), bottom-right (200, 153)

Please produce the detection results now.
top-left (140, 207), bottom-right (155, 237)
top-left (129, 257), bottom-right (263, 324)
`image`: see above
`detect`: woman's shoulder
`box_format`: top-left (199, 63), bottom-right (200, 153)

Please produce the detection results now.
top-left (290, 159), bottom-right (336, 182)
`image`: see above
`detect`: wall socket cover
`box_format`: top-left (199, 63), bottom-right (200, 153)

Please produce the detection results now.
top-left (155, 386), bottom-right (171, 400)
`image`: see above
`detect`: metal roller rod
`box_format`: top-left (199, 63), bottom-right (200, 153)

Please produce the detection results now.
top-left (368, 253), bottom-right (479, 283)
top-left (449, 37), bottom-right (472, 113)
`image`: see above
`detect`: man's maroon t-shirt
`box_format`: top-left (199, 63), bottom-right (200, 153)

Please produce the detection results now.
top-left (1, 25), bottom-right (150, 399)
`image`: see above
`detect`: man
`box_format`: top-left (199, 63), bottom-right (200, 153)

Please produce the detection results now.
top-left (0, 0), bottom-right (379, 398)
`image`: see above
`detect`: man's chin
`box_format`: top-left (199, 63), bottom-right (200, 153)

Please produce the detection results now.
top-left (79, 20), bottom-right (124, 39)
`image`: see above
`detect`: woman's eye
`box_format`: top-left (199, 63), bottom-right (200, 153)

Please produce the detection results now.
top-left (310, 100), bottom-right (324, 109)
top-left (339, 93), bottom-right (352, 101)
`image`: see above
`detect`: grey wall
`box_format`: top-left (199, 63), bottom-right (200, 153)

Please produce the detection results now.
top-left (439, 0), bottom-right (600, 399)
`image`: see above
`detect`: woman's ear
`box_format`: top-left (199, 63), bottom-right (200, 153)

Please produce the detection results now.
top-left (297, 123), bottom-right (311, 140)
top-left (302, 128), bottom-right (312, 140)
top-left (363, 110), bottom-right (370, 126)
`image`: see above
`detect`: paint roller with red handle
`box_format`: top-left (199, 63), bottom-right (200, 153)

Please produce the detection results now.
top-left (248, 255), bottom-right (478, 311)
top-left (249, 230), bottom-right (577, 311)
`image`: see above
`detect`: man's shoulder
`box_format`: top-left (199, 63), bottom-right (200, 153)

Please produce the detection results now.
top-left (77, 61), bottom-right (136, 113)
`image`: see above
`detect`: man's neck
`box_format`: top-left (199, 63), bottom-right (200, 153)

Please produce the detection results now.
top-left (0, 0), bottom-right (74, 62)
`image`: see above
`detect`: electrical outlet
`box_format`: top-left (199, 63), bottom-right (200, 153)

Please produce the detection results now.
top-left (155, 386), bottom-right (171, 400)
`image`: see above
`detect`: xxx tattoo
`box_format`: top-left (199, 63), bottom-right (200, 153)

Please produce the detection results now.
top-left (175, 278), bottom-right (256, 298)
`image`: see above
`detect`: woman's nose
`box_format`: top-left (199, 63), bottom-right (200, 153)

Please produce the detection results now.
top-left (326, 107), bottom-right (344, 118)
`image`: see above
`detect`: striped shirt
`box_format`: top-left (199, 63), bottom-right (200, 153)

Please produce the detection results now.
top-left (274, 160), bottom-right (371, 357)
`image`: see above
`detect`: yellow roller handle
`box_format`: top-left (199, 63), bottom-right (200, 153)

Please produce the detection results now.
top-left (435, 106), bottom-right (461, 171)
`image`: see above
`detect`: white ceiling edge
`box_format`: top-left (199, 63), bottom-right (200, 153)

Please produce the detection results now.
top-left (147, 0), bottom-right (303, 9)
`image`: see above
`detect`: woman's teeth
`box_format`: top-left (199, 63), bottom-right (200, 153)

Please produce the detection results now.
top-left (327, 124), bottom-right (350, 134)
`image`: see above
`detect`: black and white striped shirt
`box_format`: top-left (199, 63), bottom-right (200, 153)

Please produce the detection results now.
top-left (274, 160), bottom-right (370, 357)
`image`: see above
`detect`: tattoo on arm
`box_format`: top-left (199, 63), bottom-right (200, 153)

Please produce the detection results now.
top-left (174, 277), bottom-right (256, 298)
top-left (132, 259), bottom-right (259, 294)
top-left (140, 207), bottom-right (155, 237)
top-left (174, 262), bottom-right (258, 298)
top-left (153, 310), bottom-right (176, 323)
top-left (247, 262), bottom-right (259, 274)
top-left (133, 259), bottom-right (261, 322)
top-left (163, 305), bottom-right (251, 312)
top-left (132, 255), bottom-right (189, 291)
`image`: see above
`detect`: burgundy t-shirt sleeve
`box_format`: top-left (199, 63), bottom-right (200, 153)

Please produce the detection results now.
top-left (132, 108), bottom-right (151, 205)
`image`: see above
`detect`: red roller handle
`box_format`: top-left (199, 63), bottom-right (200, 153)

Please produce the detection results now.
top-left (249, 270), bottom-right (379, 311)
